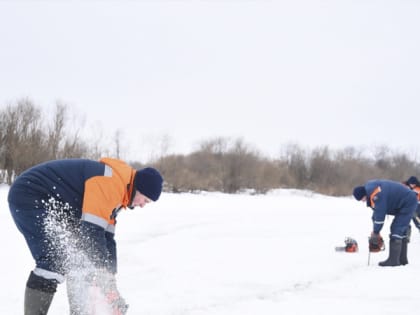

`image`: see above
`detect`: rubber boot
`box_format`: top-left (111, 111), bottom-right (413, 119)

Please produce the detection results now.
top-left (400, 238), bottom-right (409, 265)
top-left (24, 287), bottom-right (54, 315)
top-left (379, 238), bottom-right (402, 267)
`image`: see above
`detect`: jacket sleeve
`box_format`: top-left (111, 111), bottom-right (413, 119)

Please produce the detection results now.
top-left (80, 221), bottom-right (110, 271)
top-left (80, 221), bottom-right (117, 273)
top-left (371, 190), bottom-right (387, 234)
top-left (81, 176), bottom-right (118, 273)
top-left (105, 231), bottom-right (117, 274)
top-left (80, 175), bottom-right (123, 272)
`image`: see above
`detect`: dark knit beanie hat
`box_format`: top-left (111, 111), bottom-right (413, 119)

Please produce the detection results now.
top-left (353, 186), bottom-right (367, 201)
top-left (134, 167), bottom-right (163, 201)
top-left (406, 176), bottom-right (420, 186)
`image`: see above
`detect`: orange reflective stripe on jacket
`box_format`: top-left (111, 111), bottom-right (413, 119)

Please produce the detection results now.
top-left (82, 158), bottom-right (136, 230)
top-left (413, 186), bottom-right (420, 201)
top-left (370, 186), bottom-right (381, 209)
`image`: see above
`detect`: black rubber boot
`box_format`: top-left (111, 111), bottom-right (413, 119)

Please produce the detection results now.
top-left (24, 271), bottom-right (57, 315)
top-left (400, 238), bottom-right (409, 265)
top-left (24, 287), bottom-right (54, 315)
top-left (379, 239), bottom-right (402, 267)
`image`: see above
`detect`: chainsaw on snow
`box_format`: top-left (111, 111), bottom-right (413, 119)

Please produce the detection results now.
top-left (335, 237), bottom-right (359, 253)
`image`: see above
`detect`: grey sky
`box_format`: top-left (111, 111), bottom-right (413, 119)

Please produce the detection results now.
top-left (1, 0), bottom-right (420, 162)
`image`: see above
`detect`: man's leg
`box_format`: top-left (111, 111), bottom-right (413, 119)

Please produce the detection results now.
top-left (9, 204), bottom-right (65, 314)
top-left (383, 205), bottom-right (416, 267)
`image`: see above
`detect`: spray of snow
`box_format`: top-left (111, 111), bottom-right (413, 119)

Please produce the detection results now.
top-left (41, 197), bottom-right (114, 314)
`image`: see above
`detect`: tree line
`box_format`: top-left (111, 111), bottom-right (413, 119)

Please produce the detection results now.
top-left (1, 99), bottom-right (420, 196)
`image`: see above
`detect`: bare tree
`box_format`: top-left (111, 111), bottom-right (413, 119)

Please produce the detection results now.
top-left (114, 129), bottom-right (122, 159)
top-left (280, 143), bottom-right (308, 189)
top-left (0, 99), bottom-right (45, 183)
top-left (47, 102), bottom-right (67, 159)
top-left (0, 99), bottom-right (105, 183)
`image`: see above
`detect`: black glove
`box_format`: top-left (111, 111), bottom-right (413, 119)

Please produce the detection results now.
top-left (369, 232), bottom-right (384, 252)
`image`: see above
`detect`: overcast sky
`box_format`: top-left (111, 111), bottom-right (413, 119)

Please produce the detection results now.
top-left (1, 0), bottom-right (420, 162)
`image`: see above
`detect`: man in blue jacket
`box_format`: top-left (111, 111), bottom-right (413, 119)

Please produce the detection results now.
top-left (353, 179), bottom-right (417, 266)
top-left (8, 158), bottom-right (163, 315)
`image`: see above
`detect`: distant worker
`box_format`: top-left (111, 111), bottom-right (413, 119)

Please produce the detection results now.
top-left (353, 179), bottom-right (417, 266)
top-left (404, 176), bottom-right (420, 232)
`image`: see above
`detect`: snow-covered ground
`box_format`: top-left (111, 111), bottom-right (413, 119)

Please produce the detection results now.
top-left (1, 184), bottom-right (420, 315)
